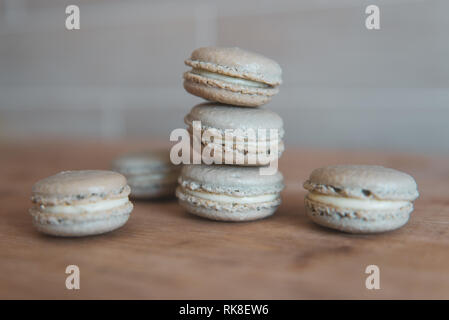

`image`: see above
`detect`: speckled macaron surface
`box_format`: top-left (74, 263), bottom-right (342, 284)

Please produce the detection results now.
top-left (176, 164), bottom-right (284, 221)
top-left (112, 150), bottom-right (180, 199)
top-left (303, 165), bottom-right (419, 233)
top-left (184, 47), bottom-right (282, 107)
top-left (30, 170), bottom-right (133, 237)
top-left (185, 103), bottom-right (284, 166)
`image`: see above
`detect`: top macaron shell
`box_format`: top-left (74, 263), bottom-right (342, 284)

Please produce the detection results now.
top-left (186, 47), bottom-right (282, 86)
top-left (185, 103), bottom-right (284, 132)
top-left (31, 170), bottom-right (130, 205)
top-left (179, 164), bottom-right (284, 196)
top-left (304, 165), bottom-right (419, 201)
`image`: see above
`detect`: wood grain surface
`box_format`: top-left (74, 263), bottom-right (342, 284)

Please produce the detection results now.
top-left (0, 139), bottom-right (448, 299)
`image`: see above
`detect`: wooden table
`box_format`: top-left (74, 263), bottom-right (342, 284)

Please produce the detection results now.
top-left (1, 139), bottom-right (448, 299)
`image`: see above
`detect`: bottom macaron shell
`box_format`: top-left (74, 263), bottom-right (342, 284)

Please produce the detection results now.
top-left (178, 198), bottom-right (278, 222)
top-left (176, 187), bottom-right (281, 222)
top-left (304, 199), bottom-right (413, 233)
top-left (32, 214), bottom-right (130, 237)
top-left (184, 80), bottom-right (271, 107)
top-left (30, 202), bottom-right (133, 237)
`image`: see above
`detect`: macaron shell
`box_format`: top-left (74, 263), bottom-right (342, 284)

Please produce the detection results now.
top-left (32, 170), bottom-right (129, 205)
top-left (186, 47), bottom-right (282, 86)
top-left (32, 214), bottom-right (130, 237)
top-left (176, 186), bottom-right (281, 212)
top-left (304, 165), bottom-right (419, 201)
top-left (179, 164), bottom-right (284, 197)
top-left (184, 79), bottom-right (273, 107)
top-left (32, 185), bottom-right (131, 206)
top-left (185, 103), bottom-right (284, 131)
top-left (177, 192), bottom-right (279, 222)
top-left (30, 202), bottom-right (133, 237)
top-left (304, 197), bottom-right (412, 233)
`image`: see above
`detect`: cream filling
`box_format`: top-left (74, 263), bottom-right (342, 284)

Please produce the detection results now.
top-left (307, 192), bottom-right (409, 210)
top-left (41, 197), bottom-right (129, 215)
top-left (192, 69), bottom-right (269, 88)
top-left (184, 188), bottom-right (278, 204)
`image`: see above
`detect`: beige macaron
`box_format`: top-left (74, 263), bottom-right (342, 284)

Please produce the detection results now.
top-left (177, 164), bottom-right (284, 221)
top-left (184, 103), bottom-right (284, 166)
top-left (184, 47), bottom-right (282, 107)
top-left (30, 170), bottom-right (133, 237)
top-left (303, 165), bottom-right (419, 233)
top-left (112, 150), bottom-right (180, 199)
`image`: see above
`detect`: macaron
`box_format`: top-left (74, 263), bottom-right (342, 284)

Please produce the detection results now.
top-left (303, 165), bottom-right (419, 233)
top-left (30, 170), bottom-right (133, 237)
top-left (176, 164), bottom-right (284, 221)
top-left (185, 103), bottom-right (284, 166)
top-left (112, 150), bottom-right (180, 199)
top-left (184, 47), bottom-right (282, 107)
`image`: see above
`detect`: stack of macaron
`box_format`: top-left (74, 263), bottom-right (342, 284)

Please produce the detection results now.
top-left (176, 46), bottom-right (286, 221)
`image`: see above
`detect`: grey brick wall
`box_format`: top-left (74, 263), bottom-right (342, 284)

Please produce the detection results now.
top-left (1, 0), bottom-right (448, 153)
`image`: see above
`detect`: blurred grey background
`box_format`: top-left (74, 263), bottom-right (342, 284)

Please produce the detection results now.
top-left (0, 0), bottom-right (448, 153)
